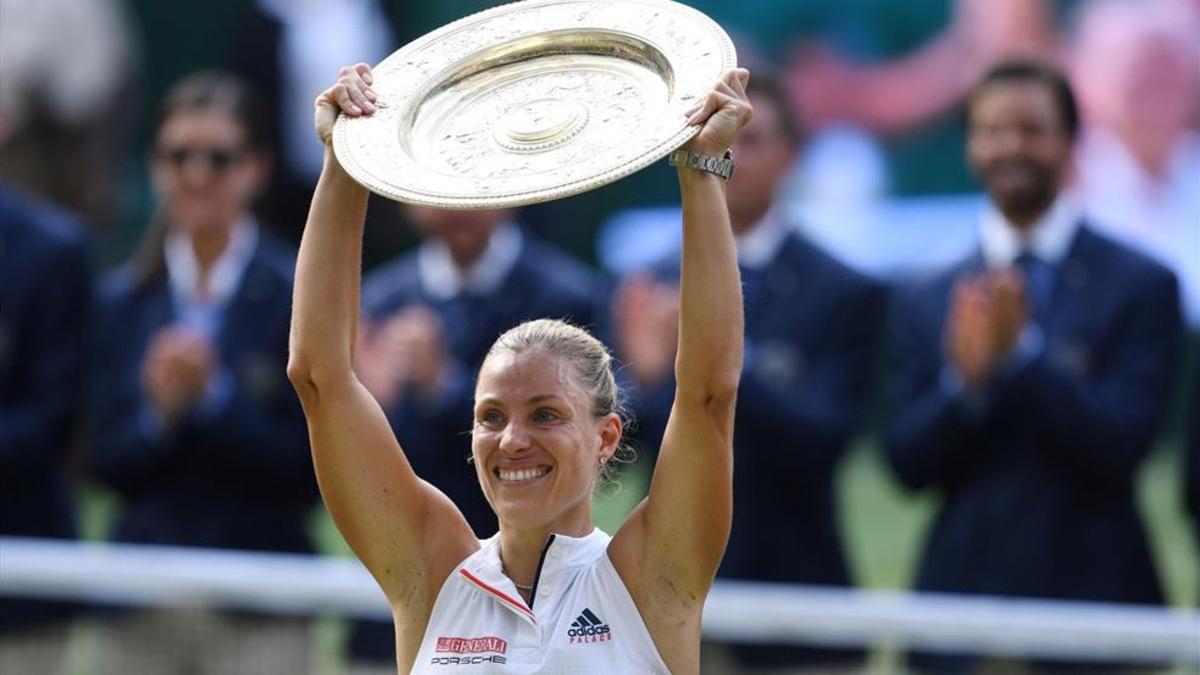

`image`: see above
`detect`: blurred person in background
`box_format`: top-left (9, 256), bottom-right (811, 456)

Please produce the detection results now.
top-left (229, 0), bottom-right (396, 242)
top-left (781, 0), bottom-right (1061, 196)
top-left (759, 0), bottom-right (1066, 273)
top-left (886, 60), bottom-right (1183, 675)
top-left (345, 205), bottom-right (603, 674)
top-left (0, 182), bottom-right (92, 672)
top-left (614, 75), bottom-right (885, 674)
top-left (0, 0), bottom-right (135, 229)
top-left (1069, 0), bottom-right (1200, 334)
top-left (87, 72), bottom-right (317, 675)
top-left (785, 0), bottom-right (1057, 138)
top-left (1067, 0), bottom-right (1200, 615)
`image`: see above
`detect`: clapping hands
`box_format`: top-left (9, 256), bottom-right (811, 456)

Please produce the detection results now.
top-left (356, 306), bottom-right (449, 408)
top-left (141, 326), bottom-right (217, 426)
top-left (946, 269), bottom-right (1029, 388)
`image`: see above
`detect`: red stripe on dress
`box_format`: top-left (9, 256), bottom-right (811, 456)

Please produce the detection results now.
top-left (459, 569), bottom-right (535, 619)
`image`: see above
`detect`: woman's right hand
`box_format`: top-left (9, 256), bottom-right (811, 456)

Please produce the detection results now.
top-left (683, 67), bottom-right (753, 156)
top-left (313, 63), bottom-right (378, 146)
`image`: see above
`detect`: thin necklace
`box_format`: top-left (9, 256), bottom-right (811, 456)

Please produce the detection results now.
top-left (502, 564), bottom-right (534, 592)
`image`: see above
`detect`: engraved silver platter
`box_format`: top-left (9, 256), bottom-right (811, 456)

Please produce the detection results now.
top-left (331, 0), bottom-right (736, 208)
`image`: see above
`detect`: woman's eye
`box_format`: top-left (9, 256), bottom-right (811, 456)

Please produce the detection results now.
top-left (533, 409), bottom-right (559, 423)
top-left (479, 410), bottom-right (504, 425)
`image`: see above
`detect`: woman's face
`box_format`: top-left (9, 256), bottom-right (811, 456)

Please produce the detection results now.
top-left (151, 109), bottom-right (266, 236)
top-left (472, 349), bottom-right (620, 532)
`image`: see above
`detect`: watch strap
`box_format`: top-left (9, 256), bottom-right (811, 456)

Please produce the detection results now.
top-left (668, 149), bottom-right (734, 180)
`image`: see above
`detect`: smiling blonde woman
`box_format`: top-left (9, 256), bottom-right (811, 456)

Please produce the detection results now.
top-left (287, 62), bottom-right (751, 674)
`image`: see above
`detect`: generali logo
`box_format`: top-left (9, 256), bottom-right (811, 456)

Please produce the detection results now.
top-left (436, 636), bottom-right (509, 654)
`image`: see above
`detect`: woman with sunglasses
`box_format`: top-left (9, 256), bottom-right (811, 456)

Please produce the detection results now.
top-left (89, 72), bottom-right (318, 674)
top-left (289, 63), bottom-right (751, 674)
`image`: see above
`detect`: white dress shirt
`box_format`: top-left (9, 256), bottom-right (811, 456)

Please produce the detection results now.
top-left (417, 222), bottom-right (523, 301)
top-left (978, 194), bottom-right (1081, 269)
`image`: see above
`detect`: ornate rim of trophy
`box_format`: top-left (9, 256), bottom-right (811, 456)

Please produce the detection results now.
top-left (332, 0), bottom-right (736, 209)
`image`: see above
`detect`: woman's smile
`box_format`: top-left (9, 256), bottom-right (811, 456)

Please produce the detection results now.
top-left (495, 465), bottom-right (553, 484)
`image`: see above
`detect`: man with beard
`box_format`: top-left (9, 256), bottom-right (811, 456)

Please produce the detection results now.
top-left (886, 60), bottom-right (1183, 674)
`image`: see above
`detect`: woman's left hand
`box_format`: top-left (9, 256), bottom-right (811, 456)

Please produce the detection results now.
top-left (683, 68), bottom-right (754, 156)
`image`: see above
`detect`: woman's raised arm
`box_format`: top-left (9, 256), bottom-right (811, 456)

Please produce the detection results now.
top-left (612, 69), bottom-right (751, 611)
top-left (287, 64), bottom-right (477, 613)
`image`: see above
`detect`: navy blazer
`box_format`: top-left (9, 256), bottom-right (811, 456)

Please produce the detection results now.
top-left (89, 233), bottom-right (316, 554)
top-left (636, 231), bottom-right (885, 667)
top-left (886, 224), bottom-right (1182, 675)
top-left (350, 231), bottom-right (602, 662)
top-left (0, 185), bottom-right (91, 632)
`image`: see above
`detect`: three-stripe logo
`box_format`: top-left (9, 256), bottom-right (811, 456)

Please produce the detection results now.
top-left (567, 608), bottom-right (612, 643)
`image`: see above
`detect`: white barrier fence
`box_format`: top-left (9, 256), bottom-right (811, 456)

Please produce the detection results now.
top-left (1, 537), bottom-right (1196, 665)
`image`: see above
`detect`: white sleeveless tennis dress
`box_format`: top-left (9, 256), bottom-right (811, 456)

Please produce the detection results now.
top-left (410, 528), bottom-right (671, 674)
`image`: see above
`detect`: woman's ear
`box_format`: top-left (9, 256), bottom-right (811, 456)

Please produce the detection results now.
top-left (598, 412), bottom-right (622, 463)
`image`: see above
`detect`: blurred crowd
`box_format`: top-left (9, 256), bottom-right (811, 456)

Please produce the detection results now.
top-left (1, 1), bottom-right (1197, 674)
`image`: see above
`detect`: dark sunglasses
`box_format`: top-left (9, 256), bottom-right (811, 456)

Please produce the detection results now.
top-left (158, 146), bottom-right (248, 172)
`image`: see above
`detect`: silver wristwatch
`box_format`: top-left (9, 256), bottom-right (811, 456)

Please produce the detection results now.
top-left (668, 149), bottom-right (735, 180)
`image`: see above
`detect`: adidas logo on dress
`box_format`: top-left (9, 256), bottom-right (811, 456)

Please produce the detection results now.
top-left (566, 608), bottom-right (613, 644)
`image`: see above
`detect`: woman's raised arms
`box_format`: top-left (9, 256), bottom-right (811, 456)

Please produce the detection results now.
top-left (610, 68), bottom-right (752, 671)
top-left (286, 64), bottom-right (478, 642)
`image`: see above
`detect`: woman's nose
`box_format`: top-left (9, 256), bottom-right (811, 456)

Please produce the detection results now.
top-left (498, 421), bottom-right (530, 454)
